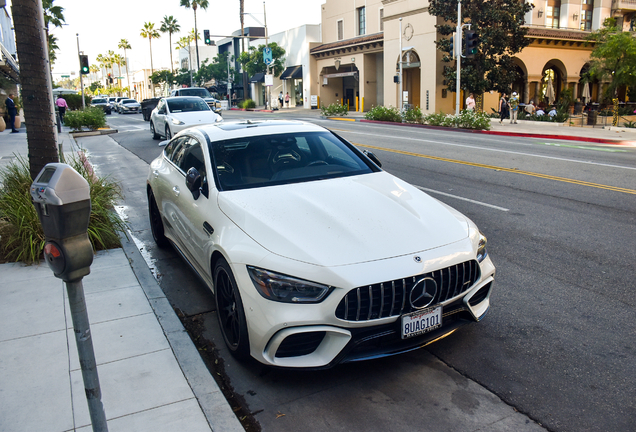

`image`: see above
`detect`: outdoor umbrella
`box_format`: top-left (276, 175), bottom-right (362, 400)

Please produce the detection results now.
top-left (581, 82), bottom-right (591, 103)
top-left (546, 75), bottom-right (555, 106)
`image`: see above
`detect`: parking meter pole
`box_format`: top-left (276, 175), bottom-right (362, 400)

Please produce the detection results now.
top-left (66, 279), bottom-right (109, 432)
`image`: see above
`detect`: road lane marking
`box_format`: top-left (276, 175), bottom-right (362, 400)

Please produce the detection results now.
top-left (414, 186), bottom-right (509, 212)
top-left (539, 142), bottom-right (627, 152)
top-left (357, 143), bottom-right (636, 195)
top-left (340, 129), bottom-right (636, 171)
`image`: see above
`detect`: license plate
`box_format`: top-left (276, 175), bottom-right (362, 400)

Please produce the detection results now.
top-left (401, 306), bottom-right (442, 339)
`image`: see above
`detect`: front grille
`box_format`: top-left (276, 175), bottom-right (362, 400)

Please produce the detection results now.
top-left (275, 331), bottom-right (326, 358)
top-left (335, 260), bottom-right (480, 322)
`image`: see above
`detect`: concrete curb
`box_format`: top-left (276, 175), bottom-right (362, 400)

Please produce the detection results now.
top-left (70, 129), bottom-right (118, 138)
top-left (118, 233), bottom-right (244, 432)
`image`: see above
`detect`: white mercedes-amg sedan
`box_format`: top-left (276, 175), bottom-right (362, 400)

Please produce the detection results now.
top-left (146, 120), bottom-right (495, 368)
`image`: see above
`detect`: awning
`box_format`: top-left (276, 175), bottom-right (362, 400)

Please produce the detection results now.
top-left (249, 73), bottom-right (265, 83)
top-left (322, 71), bottom-right (358, 79)
top-left (0, 43), bottom-right (19, 83)
top-left (280, 65), bottom-right (303, 80)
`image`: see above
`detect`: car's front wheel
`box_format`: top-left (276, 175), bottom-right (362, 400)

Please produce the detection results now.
top-left (214, 257), bottom-right (250, 360)
top-left (148, 190), bottom-right (169, 248)
top-left (165, 125), bottom-right (172, 140)
top-left (150, 121), bottom-right (160, 140)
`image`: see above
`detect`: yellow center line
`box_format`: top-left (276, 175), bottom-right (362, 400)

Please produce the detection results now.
top-left (356, 143), bottom-right (636, 195)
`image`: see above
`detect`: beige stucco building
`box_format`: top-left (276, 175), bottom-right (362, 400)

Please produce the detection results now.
top-left (311, 0), bottom-right (632, 114)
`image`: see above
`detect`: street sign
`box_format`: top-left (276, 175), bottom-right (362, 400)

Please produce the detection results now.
top-left (61, 75), bottom-right (70, 78)
top-left (263, 47), bottom-right (273, 65)
top-left (264, 74), bottom-right (273, 86)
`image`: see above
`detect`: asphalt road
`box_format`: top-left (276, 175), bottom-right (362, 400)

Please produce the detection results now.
top-left (92, 110), bottom-right (635, 432)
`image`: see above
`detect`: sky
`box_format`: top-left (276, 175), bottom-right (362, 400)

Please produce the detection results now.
top-left (9, 0), bottom-right (326, 79)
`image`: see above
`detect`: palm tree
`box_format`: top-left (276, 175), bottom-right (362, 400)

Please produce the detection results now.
top-left (89, 64), bottom-right (99, 85)
top-left (113, 53), bottom-right (125, 92)
top-left (141, 22), bottom-right (161, 95)
top-left (160, 15), bottom-right (181, 74)
top-left (42, 0), bottom-right (65, 70)
top-left (118, 39), bottom-right (132, 97)
top-left (179, 0), bottom-right (209, 70)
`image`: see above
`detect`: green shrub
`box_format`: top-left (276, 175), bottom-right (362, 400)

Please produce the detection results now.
top-left (61, 94), bottom-right (92, 111)
top-left (64, 107), bottom-right (106, 131)
top-left (424, 111), bottom-right (449, 126)
top-left (403, 106), bottom-right (424, 124)
top-left (423, 110), bottom-right (491, 130)
top-left (321, 103), bottom-right (349, 117)
top-left (240, 98), bottom-right (256, 109)
top-left (623, 120), bottom-right (636, 128)
top-left (0, 154), bottom-right (127, 264)
top-left (364, 105), bottom-right (401, 122)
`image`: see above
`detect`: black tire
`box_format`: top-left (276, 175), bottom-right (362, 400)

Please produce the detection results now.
top-left (150, 121), bottom-right (160, 140)
top-left (214, 258), bottom-right (250, 360)
top-left (165, 125), bottom-right (172, 140)
top-left (148, 190), bottom-right (169, 248)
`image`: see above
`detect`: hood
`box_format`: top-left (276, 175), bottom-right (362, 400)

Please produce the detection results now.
top-left (170, 111), bottom-right (219, 124)
top-left (218, 172), bottom-right (469, 267)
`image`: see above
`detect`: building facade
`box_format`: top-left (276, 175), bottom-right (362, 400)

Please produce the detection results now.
top-left (313, 0), bottom-right (629, 114)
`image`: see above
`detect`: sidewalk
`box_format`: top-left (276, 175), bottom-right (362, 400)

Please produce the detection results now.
top-left (0, 126), bottom-right (243, 432)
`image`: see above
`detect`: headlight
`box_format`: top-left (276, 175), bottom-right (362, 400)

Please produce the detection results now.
top-left (247, 266), bottom-right (332, 303)
top-left (171, 117), bottom-right (185, 125)
top-left (477, 232), bottom-right (488, 263)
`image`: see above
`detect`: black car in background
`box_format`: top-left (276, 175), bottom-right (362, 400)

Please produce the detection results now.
top-left (90, 97), bottom-right (112, 114)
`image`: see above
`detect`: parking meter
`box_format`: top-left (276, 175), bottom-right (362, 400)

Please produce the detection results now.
top-left (30, 163), bottom-right (93, 282)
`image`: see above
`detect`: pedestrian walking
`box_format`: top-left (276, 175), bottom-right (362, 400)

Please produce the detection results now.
top-left (278, 91), bottom-right (283, 108)
top-left (5, 93), bottom-right (18, 133)
top-left (55, 95), bottom-right (69, 124)
top-left (498, 93), bottom-right (508, 125)
top-left (465, 93), bottom-right (476, 111)
top-left (509, 92), bottom-right (519, 124)
top-left (285, 92), bottom-right (290, 108)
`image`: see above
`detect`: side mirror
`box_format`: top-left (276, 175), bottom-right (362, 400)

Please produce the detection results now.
top-left (185, 167), bottom-right (202, 200)
top-left (362, 149), bottom-right (382, 168)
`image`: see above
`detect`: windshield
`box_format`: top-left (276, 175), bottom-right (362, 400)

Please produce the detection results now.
top-left (209, 131), bottom-right (377, 191)
top-left (179, 88), bottom-right (211, 97)
top-left (92, 98), bottom-right (106, 103)
top-left (167, 99), bottom-right (210, 112)
top-left (122, 99), bottom-right (138, 104)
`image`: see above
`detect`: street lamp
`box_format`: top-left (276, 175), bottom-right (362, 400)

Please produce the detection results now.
top-left (243, 2), bottom-right (271, 109)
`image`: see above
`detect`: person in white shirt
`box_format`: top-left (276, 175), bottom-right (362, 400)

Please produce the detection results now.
top-left (465, 93), bottom-right (476, 110)
top-left (548, 107), bottom-right (557, 117)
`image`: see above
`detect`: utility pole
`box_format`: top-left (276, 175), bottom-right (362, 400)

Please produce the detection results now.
top-left (264, 1), bottom-right (271, 110)
top-left (399, 18), bottom-right (403, 115)
top-left (77, 34), bottom-right (85, 109)
top-left (455, 2), bottom-right (461, 117)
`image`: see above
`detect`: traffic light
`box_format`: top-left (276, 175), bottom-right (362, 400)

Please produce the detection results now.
top-left (449, 33), bottom-right (455, 59)
top-left (79, 55), bottom-right (89, 74)
top-left (465, 30), bottom-right (479, 59)
top-left (204, 30), bottom-right (211, 45)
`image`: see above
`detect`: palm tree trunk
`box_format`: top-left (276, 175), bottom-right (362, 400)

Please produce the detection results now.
top-left (149, 38), bottom-right (155, 96)
top-left (11, 0), bottom-right (59, 179)
top-left (124, 49), bottom-right (131, 97)
top-left (193, 8), bottom-right (200, 70)
top-left (169, 34), bottom-right (174, 74)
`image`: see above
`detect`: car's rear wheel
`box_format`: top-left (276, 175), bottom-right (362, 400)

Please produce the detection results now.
top-left (214, 257), bottom-right (250, 360)
top-left (165, 125), bottom-right (172, 140)
top-left (148, 190), bottom-right (169, 248)
top-left (150, 122), bottom-right (160, 140)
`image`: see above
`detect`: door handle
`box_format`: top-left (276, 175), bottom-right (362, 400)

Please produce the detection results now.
top-left (203, 222), bottom-right (214, 236)
top-left (172, 186), bottom-right (180, 197)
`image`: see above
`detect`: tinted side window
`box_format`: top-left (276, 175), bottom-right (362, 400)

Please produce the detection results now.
top-left (165, 136), bottom-right (186, 164)
top-left (177, 137), bottom-right (206, 175)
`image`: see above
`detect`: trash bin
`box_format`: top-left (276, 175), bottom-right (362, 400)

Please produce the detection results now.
top-left (587, 110), bottom-right (597, 125)
top-left (141, 97), bottom-right (160, 121)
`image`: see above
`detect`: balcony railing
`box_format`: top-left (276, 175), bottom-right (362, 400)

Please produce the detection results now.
top-left (613, 0), bottom-right (636, 11)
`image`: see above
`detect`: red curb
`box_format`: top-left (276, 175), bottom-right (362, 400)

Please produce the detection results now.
top-left (356, 119), bottom-right (632, 145)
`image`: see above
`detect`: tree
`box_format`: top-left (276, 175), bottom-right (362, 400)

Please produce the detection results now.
top-left (118, 39), bottom-right (132, 97)
top-left (113, 53), bottom-right (126, 92)
top-left (587, 18), bottom-right (636, 99)
top-left (238, 42), bottom-right (286, 78)
top-left (196, 55), bottom-right (239, 87)
top-left (11, 0), bottom-right (58, 179)
top-left (160, 15), bottom-right (181, 74)
top-left (179, 0), bottom-right (209, 70)
top-left (42, 0), bottom-right (65, 70)
top-left (141, 22), bottom-right (161, 95)
top-left (429, 0), bottom-right (532, 95)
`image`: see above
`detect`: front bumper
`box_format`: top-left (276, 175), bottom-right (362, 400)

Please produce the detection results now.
top-left (234, 237), bottom-right (495, 369)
